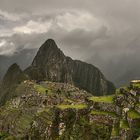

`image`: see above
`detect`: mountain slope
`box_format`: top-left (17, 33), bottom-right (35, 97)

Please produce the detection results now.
top-left (0, 49), bottom-right (36, 80)
top-left (25, 39), bottom-right (115, 95)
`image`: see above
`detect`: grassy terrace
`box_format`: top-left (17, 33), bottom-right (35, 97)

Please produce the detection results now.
top-left (34, 84), bottom-right (49, 94)
top-left (56, 104), bottom-right (87, 110)
top-left (37, 107), bottom-right (50, 115)
top-left (128, 110), bottom-right (140, 119)
top-left (90, 110), bottom-right (117, 117)
top-left (17, 115), bottom-right (33, 130)
top-left (88, 95), bottom-right (114, 103)
top-left (116, 89), bottom-right (123, 96)
top-left (34, 84), bottom-right (47, 93)
top-left (123, 86), bottom-right (130, 92)
top-left (120, 119), bottom-right (129, 130)
top-left (132, 83), bottom-right (140, 88)
top-left (136, 103), bottom-right (140, 107)
top-left (111, 126), bottom-right (120, 136)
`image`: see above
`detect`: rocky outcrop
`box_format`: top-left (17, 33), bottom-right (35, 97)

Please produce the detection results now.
top-left (25, 39), bottom-right (115, 95)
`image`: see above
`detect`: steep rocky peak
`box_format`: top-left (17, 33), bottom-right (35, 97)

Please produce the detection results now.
top-left (40, 39), bottom-right (58, 52)
top-left (32, 39), bottom-right (65, 67)
top-left (27, 39), bottom-right (116, 95)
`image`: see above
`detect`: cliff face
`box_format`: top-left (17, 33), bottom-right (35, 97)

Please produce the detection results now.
top-left (25, 39), bottom-right (115, 95)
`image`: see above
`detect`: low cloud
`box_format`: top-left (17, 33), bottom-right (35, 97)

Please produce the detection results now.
top-left (0, 10), bottom-right (107, 57)
top-left (55, 11), bottom-right (104, 32)
top-left (13, 20), bottom-right (52, 34)
top-left (0, 39), bottom-right (16, 55)
top-left (0, 9), bottom-right (26, 21)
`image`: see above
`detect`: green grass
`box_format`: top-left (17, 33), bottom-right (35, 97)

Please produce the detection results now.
top-left (120, 119), bottom-right (129, 130)
top-left (123, 86), bottom-right (130, 92)
top-left (116, 89), bottom-right (124, 96)
top-left (88, 95), bottom-right (114, 103)
top-left (4, 136), bottom-right (16, 140)
top-left (0, 132), bottom-right (9, 139)
top-left (128, 110), bottom-right (140, 119)
top-left (132, 83), bottom-right (140, 88)
top-left (133, 127), bottom-right (140, 139)
top-left (111, 126), bottom-right (120, 136)
top-left (34, 84), bottom-right (48, 94)
top-left (64, 99), bottom-right (74, 103)
top-left (17, 115), bottom-right (33, 130)
top-left (136, 103), bottom-right (140, 107)
top-left (37, 107), bottom-right (50, 116)
top-left (56, 104), bottom-right (87, 110)
top-left (90, 110), bottom-right (117, 117)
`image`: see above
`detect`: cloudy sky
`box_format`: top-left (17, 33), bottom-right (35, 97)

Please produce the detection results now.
top-left (0, 0), bottom-right (140, 86)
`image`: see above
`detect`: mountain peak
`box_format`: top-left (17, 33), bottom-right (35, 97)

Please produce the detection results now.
top-left (32, 39), bottom-right (64, 67)
top-left (27, 39), bottom-right (115, 95)
top-left (45, 38), bottom-right (56, 44)
top-left (2, 63), bottom-right (27, 88)
top-left (41, 39), bottom-right (58, 50)
top-left (4, 63), bottom-right (21, 77)
top-left (9, 63), bottom-right (20, 70)
top-left (0, 63), bottom-right (28, 105)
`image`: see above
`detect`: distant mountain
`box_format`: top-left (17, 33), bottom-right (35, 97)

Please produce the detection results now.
top-left (25, 39), bottom-right (115, 95)
top-left (0, 48), bottom-right (37, 79)
top-left (0, 63), bottom-right (28, 105)
top-left (2, 63), bottom-right (27, 88)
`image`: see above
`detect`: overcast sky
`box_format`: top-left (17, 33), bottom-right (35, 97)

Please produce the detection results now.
top-left (0, 0), bottom-right (140, 86)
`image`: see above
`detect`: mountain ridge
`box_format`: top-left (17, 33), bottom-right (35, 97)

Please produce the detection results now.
top-left (0, 39), bottom-right (140, 140)
top-left (0, 38), bottom-right (115, 105)
top-left (25, 39), bottom-right (115, 95)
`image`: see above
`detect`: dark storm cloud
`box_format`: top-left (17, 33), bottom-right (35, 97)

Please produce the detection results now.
top-left (0, 0), bottom-right (140, 86)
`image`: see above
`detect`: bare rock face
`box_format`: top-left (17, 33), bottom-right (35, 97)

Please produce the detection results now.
top-left (25, 39), bottom-right (115, 95)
